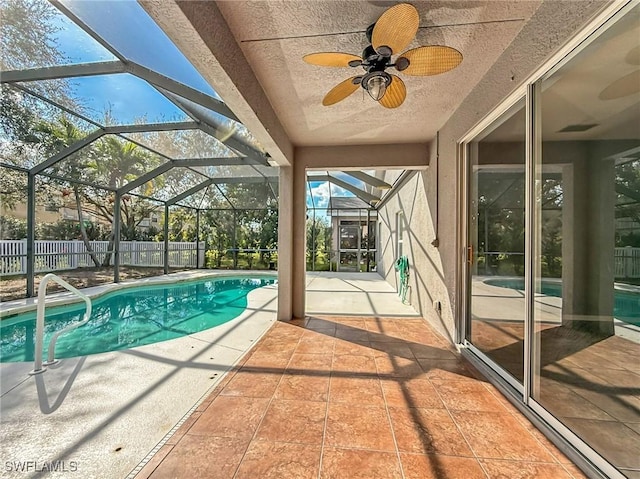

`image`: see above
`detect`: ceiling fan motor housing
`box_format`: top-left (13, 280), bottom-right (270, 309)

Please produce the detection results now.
top-left (361, 45), bottom-right (392, 72)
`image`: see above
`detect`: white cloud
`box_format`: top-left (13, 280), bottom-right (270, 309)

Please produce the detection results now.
top-left (330, 184), bottom-right (352, 198)
top-left (308, 181), bottom-right (330, 209)
top-left (307, 180), bottom-right (355, 211)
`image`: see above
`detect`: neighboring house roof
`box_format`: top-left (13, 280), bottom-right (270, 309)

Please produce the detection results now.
top-left (328, 197), bottom-right (371, 210)
top-left (327, 197), bottom-right (378, 218)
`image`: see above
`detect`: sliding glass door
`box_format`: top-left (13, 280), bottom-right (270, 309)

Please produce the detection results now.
top-left (531, 6), bottom-right (640, 476)
top-left (466, 99), bottom-right (526, 387)
top-left (463, 4), bottom-right (639, 477)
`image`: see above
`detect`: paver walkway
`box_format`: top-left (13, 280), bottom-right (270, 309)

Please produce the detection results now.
top-left (134, 316), bottom-right (587, 479)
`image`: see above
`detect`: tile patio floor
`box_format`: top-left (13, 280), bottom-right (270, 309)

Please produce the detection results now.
top-left (472, 319), bottom-right (640, 475)
top-left (134, 316), bottom-right (587, 479)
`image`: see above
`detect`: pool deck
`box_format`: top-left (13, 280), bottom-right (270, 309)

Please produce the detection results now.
top-left (0, 272), bottom-right (608, 478)
top-left (0, 271), bottom-right (279, 479)
top-left (0, 271), bottom-right (418, 478)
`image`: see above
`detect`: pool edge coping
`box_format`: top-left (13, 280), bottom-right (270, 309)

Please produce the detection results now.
top-left (0, 270), bottom-right (278, 319)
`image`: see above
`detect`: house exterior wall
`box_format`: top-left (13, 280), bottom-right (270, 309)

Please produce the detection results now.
top-left (378, 0), bottom-right (607, 342)
top-left (0, 202), bottom-right (60, 225)
top-left (378, 171), bottom-right (456, 343)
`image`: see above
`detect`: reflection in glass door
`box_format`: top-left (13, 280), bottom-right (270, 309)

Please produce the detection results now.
top-left (466, 99), bottom-right (526, 386)
top-left (462, 5), bottom-right (639, 477)
top-left (531, 6), bottom-right (640, 475)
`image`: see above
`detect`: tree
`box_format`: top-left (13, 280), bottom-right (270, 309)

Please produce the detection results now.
top-left (0, 0), bottom-right (80, 153)
top-left (0, 1), bottom-right (282, 272)
top-left (83, 136), bottom-right (164, 265)
top-left (34, 117), bottom-right (165, 265)
top-left (35, 117), bottom-right (104, 265)
top-left (202, 210), bottom-right (235, 268)
top-left (258, 204), bottom-right (278, 265)
top-left (0, 0), bottom-right (75, 106)
top-left (306, 215), bottom-right (330, 268)
top-left (166, 208), bottom-right (196, 242)
top-left (616, 159), bottom-right (640, 231)
top-left (0, 0), bottom-right (86, 228)
top-left (0, 216), bottom-right (27, 239)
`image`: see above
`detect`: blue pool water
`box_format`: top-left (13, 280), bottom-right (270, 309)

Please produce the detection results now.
top-left (0, 276), bottom-right (276, 363)
top-left (484, 278), bottom-right (640, 327)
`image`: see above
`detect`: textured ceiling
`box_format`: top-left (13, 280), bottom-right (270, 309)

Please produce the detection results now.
top-left (215, 0), bottom-right (542, 146)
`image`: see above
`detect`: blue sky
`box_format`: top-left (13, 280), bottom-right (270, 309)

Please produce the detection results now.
top-left (49, 0), bottom-right (218, 124)
top-left (307, 174), bottom-right (364, 211)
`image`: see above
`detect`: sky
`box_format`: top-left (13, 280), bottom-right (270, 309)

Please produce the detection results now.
top-left (48, 0), bottom-right (218, 124)
top-left (307, 173), bottom-right (366, 210)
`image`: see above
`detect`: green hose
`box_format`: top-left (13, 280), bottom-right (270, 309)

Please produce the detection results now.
top-left (394, 255), bottom-right (409, 304)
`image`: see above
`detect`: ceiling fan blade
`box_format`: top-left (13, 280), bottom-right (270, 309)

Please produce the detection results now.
top-left (303, 52), bottom-right (362, 67)
top-left (379, 75), bottom-right (406, 109)
top-left (397, 45), bottom-right (463, 76)
top-left (372, 3), bottom-right (419, 55)
top-left (322, 77), bottom-right (360, 106)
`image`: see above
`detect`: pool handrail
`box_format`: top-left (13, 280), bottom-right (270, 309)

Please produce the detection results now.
top-left (30, 273), bottom-right (92, 375)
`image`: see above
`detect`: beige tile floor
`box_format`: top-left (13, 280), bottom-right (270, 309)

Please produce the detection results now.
top-left (135, 316), bottom-right (588, 479)
top-left (472, 319), bottom-right (640, 477)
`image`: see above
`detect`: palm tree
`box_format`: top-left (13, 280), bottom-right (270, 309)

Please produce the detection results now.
top-left (41, 119), bottom-right (164, 267)
top-left (83, 135), bottom-right (164, 266)
top-left (38, 117), bottom-right (103, 267)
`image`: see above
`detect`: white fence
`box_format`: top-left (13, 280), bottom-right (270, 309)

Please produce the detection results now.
top-left (0, 240), bottom-right (204, 276)
top-left (615, 247), bottom-right (640, 278)
top-left (3, 241), bottom-right (638, 278)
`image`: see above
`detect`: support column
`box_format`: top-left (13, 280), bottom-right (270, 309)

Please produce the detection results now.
top-left (292, 159), bottom-right (307, 319)
top-left (233, 210), bottom-right (238, 268)
top-left (277, 166), bottom-right (293, 320)
top-left (164, 203), bottom-right (169, 275)
top-left (113, 194), bottom-right (121, 283)
top-left (196, 208), bottom-right (200, 269)
top-left (366, 209), bottom-right (371, 272)
top-left (26, 173), bottom-right (36, 297)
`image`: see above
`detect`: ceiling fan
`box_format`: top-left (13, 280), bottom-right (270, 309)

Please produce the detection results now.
top-left (303, 3), bottom-right (463, 109)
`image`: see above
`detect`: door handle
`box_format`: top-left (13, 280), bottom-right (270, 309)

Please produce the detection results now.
top-left (467, 245), bottom-right (473, 265)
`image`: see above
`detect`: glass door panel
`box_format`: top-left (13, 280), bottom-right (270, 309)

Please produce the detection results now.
top-left (532, 6), bottom-right (640, 474)
top-left (339, 251), bottom-right (358, 271)
top-left (339, 225), bottom-right (359, 250)
top-left (467, 99), bottom-right (527, 385)
top-left (339, 224), bottom-right (359, 271)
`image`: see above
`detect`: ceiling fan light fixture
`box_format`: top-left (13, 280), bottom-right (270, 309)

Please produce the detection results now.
top-left (364, 72), bottom-right (391, 101)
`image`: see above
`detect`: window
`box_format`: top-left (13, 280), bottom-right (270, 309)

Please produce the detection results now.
top-left (396, 212), bottom-right (404, 259)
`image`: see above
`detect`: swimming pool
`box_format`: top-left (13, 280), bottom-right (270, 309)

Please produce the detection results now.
top-left (484, 277), bottom-right (640, 326)
top-left (0, 276), bottom-right (276, 363)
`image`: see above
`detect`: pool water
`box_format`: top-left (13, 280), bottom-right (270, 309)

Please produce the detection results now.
top-left (484, 278), bottom-right (640, 326)
top-left (0, 276), bottom-right (276, 363)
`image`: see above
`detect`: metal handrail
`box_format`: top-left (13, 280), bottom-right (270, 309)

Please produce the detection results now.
top-left (30, 273), bottom-right (92, 375)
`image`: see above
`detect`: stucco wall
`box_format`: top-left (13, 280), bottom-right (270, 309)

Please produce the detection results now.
top-left (378, 0), bottom-right (607, 343)
top-left (378, 171), bottom-right (456, 343)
